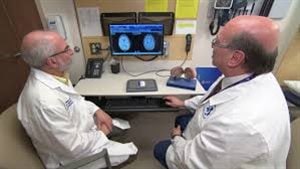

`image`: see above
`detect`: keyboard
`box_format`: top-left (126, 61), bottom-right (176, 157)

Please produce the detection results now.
top-left (103, 97), bottom-right (179, 113)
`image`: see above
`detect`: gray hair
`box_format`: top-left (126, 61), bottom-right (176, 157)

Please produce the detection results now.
top-left (227, 32), bottom-right (278, 75)
top-left (21, 38), bottom-right (57, 68)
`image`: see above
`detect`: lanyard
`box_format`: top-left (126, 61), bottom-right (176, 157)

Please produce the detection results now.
top-left (202, 74), bottom-right (256, 103)
top-left (221, 74), bottom-right (256, 92)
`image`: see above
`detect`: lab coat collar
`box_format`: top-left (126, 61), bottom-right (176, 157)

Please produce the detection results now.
top-left (202, 74), bottom-right (254, 106)
top-left (208, 89), bottom-right (239, 106)
top-left (31, 68), bottom-right (79, 95)
top-left (221, 73), bottom-right (253, 90)
top-left (202, 74), bottom-right (248, 106)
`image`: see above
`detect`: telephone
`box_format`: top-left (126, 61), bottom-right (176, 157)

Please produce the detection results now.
top-left (85, 58), bottom-right (104, 78)
top-left (185, 34), bottom-right (192, 55)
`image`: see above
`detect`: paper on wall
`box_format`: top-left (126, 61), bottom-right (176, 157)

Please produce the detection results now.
top-left (77, 7), bottom-right (102, 37)
top-left (175, 20), bottom-right (197, 35)
top-left (175, 0), bottom-right (199, 18)
top-left (145, 0), bottom-right (168, 12)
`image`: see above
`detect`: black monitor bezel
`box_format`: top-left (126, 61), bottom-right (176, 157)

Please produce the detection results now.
top-left (100, 12), bottom-right (137, 36)
top-left (138, 12), bottom-right (175, 35)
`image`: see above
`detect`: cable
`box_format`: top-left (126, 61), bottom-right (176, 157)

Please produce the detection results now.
top-left (102, 47), bottom-right (111, 62)
top-left (209, 10), bottom-right (220, 36)
top-left (155, 69), bottom-right (171, 77)
top-left (178, 52), bottom-right (189, 68)
top-left (154, 51), bottom-right (189, 78)
top-left (120, 56), bottom-right (159, 77)
top-left (123, 51), bottom-right (189, 77)
top-left (134, 55), bottom-right (159, 61)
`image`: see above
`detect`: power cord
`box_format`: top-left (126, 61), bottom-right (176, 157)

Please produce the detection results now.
top-left (155, 51), bottom-right (189, 77)
top-left (120, 56), bottom-right (160, 77)
top-left (135, 55), bottom-right (159, 61)
top-left (121, 52), bottom-right (189, 78)
top-left (102, 47), bottom-right (111, 62)
top-left (178, 52), bottom-right (189, 68)
top-left (121, 37), bottom-right (190, 78)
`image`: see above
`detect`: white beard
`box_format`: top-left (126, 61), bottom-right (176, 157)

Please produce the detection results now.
top-left (58, 60), bottom-right (72, 72)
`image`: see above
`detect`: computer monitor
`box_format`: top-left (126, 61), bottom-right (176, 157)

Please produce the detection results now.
top-left (100, 12), bottom-right (137, 36)
top-left (138, 12), bottom-right (174, 35)
top-left (109, 23), bottom-right (164, 56)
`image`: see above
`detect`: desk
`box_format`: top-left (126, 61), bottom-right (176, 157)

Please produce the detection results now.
top-left (75, 71), bottom-right (205, 112)
top-left (74, 71), bottom-right (206, 96)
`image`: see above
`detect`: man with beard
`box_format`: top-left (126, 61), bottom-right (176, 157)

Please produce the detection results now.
top-left (154, 16), bottom-right (290, 169)
top-left (17, 31), bottom-right (137, 169)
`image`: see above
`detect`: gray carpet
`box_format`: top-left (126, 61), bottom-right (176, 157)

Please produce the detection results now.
top-left (110, 111), bottom-right (183, 169)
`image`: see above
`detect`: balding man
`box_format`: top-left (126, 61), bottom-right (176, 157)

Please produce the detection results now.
top-left (17, 31), bottom-right (137, 169)
top-left (154, 16), bottom-right (290, 169)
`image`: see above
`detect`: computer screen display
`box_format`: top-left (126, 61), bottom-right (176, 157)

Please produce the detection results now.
top-left (109, 24), bottom-right (164, 56)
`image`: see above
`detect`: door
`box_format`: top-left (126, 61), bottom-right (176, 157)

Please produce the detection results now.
top-left (39, 0), bottom-right (86, 83)
top-left (0, 0), bottom-right (43, 112)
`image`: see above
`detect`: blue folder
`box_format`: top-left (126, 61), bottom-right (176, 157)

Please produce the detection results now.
top-left (167, 77), bottom-right (196, 90)
top-left (196, 67), bottom-right (222, 91)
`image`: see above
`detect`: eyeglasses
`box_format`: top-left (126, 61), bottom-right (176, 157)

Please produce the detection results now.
top-left (49, 45), bottom-right (71, 57)
top-left (212, 38), bottom-right (248, 62)
top-left (211, 38), bottom-right (230, 49)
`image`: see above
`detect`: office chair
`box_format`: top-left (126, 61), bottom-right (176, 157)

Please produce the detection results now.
top-left (0, 104), bottom-right (112, 169)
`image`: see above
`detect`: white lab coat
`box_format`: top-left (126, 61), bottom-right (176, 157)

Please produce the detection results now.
top-left (17, 68), bottom-right (137, 169)
top-left (166, 73), bottom-right (290, 169)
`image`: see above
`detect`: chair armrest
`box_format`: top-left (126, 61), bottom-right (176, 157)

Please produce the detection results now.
top-left (58, 148), bottom-right (112, 169)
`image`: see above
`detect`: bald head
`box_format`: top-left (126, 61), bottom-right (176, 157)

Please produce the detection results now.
top-left (215, 16), bottom-right (279, 75)
top-left (221, 15), bottom-right (279, 53)
top-left (21, 31), bottom-right (63, 54)
top-left (21, 31), bottom-right (63, 68)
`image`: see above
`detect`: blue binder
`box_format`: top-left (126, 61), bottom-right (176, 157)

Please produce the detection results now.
top-left (196, 67), bottom-right (222, 91)
top-left (166, 77), bottom-right (196, 90)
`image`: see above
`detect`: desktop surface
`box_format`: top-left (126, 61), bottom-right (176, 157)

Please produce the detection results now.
top-left (74, 71), bottom-right (205, 96)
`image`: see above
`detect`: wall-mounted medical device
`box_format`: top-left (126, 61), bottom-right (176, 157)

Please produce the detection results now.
top-left (214, 0), bottom-right (234, 9)
top-left (47, 15), bottom-right (67, 40)
top-left (209, 0), bottom-right (257, 36)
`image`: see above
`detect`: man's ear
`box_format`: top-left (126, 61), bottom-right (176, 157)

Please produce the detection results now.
top-left (45, 57), bottom-right (58, 68)
top-left (228, 50), bottom-right (246, 67)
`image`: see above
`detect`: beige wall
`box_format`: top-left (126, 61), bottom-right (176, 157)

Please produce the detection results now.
top-left (273, 0), bottom-right (300, 74)
top-left (37, 0), bottom-right (300, 80)
top-left (276, 28), bottom-right (300, 84)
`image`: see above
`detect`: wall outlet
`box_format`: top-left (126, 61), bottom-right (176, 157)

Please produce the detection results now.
top-left (89, 42), bottom-right (101, 55)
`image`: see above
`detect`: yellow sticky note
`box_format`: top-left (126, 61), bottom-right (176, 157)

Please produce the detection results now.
top-left (145, 0), bottom-right (168, 12)
top-left (176, 0), bottom-right (199, 18)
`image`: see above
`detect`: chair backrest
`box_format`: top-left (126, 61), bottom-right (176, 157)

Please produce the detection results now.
top-left (287, 117), bottom-right (300, 169)
top-left (0, 104), bottom-right (44, 169)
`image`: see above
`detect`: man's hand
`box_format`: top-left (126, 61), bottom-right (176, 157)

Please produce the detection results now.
top-left (164, 96), bottom-right (185, 108)
top-left (171, 125), bottom-right (182, 139)
top-left (95, 109), bottom-right (112, 132)
top-left (100, 124), bottom-right (111, 135)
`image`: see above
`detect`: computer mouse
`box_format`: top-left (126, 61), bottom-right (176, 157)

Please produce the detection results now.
top-left (138, 80), bottom-right (146, 87)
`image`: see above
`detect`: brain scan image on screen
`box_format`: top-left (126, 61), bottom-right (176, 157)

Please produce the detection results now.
top-left (109, 24), bottom-right (163, 56)
top-left (118, 34), bottom-right (131, 51)
top-left (143, 34), bottom-right (155, 51)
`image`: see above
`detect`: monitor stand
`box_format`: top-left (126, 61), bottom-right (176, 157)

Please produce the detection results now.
top-left (126, 79), bottom-right (158, 92)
